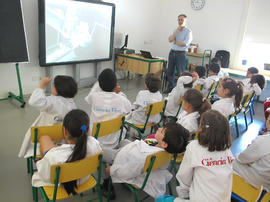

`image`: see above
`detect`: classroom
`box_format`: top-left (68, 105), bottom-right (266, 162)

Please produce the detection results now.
top-left (0, 0), bottom-right (270, 201)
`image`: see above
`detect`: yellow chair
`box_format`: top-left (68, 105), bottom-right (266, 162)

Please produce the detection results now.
top-left (32, 152), bottom-right (104, 202)
top-left (206, 80), bottom-right (219, 99)
top-left (28, 124), bottom-right (64, 176)
top-left (231, 174), bottom-right (263, 202)
top-left (190, 130), bottom-right (199, 140)
top-left (108, 151), bottom-right (173, 202)
top-left (125, 100), bottom-right (167, 139)
top-left (92, 115), bottom-right (125, 142)
top-left (194, 84), bottom-right (203, 91)
top-left (260, 191), bottom-right (270, 202)
top-left (229, 91), bottom-right (255, 137)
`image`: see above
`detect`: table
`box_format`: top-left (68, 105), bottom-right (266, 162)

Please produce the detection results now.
top-left (114, 53), bottom-right (166, 75)
top-left (187, 49), bottom-right (212, 68)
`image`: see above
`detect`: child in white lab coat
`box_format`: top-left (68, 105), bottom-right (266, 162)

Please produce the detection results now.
top-left (242, 67), bottom-right (259, 87)
top-left (105, 122), bottom-right (189, 199)
top-left (84, 68), bottom-right (131, 153)
top-left (201, 63), bottom-right (220, 96)
top-left (210, 57), bottom-right (229, 78)
top-left (177, 88), bottom-right (211, 133)
top-left (212, 77), bottom-right (243, 118)
top-left (125, 73), bottom-right (162, 125)
top-left (32, 109), bottom-right (102, 194)
top-left (243, 74), bottom-right (265, 96)
top-left (165, 72), bottom-right (193, 117)
top-left (192, 65), bottom-right (206, 88)
top-left (18, 76), bottom-right (77, 158)
top-left (175, 110), bottom-right (234, 202)
top-left (233, 116), bottom-right (270, 192)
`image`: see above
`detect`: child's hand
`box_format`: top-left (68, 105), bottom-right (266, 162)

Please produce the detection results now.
top-left (40, 77), bottom-right (53, 89)
top-left (114, 84), bottom-right (121, 94)
top-left (105, 166), bottom-right (111, 176)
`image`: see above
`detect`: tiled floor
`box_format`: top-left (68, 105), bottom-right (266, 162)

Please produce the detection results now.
top-left (0, 76), bottom-right (266, 202)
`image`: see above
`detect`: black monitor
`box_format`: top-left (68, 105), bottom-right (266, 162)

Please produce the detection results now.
top-left (38, 0), bottom-right (115, 66)
top-left (0, 0), bottom-right (29, 63)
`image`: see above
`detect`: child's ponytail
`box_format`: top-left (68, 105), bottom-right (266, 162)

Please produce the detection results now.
top-left (221, 78), bottom-right (244, 108)
top-left (62, 109), bottom-right (89, 195)
top-left (235, 81), bottom-right (244, 108)
top-left (183, 89), bottom-right (211, 123)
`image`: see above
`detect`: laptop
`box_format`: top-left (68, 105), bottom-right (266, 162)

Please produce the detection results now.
top-left (140, 50), bottom-right (158, 59)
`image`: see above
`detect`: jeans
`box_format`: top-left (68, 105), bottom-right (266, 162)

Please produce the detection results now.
top-left (166, 50), bottom-right (186, 91)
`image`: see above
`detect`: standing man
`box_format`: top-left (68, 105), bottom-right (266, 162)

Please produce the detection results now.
top-left (165, 14), bottom-right (192, 94)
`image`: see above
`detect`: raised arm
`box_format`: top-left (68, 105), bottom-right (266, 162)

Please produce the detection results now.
top-left (28, 77), bottom-right (54, 111)
top-left (169, 26), bottom-right (182, 43)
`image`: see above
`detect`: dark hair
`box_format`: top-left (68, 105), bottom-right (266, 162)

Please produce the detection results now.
top-left (183, 89), bottom-right (211, 123)
top-left (198, 110), bottom-right (231, 152)
top-left (180, 71), bottom-right (193, 88)
top-left (178, 14), bottom-right (187, 18)
top-left (247, 67), bottom-right (259, 74)
top-left (208, 63), bottom-right (220, 74)
top-left (220, 78), bottom-right (243, 108)
top-left (211, 57), bottom-right (221, 66)
top-left (62, 109), bottom-right (90, 195)
top-left (195, 66), bottom-right (206, 78)
top-left (98, 68), bottom-right (117, 92)
top-left (54, 75), bottom-right (77, 98)
top-left (145, 73), bottom-right (161, 93)
top-left (162, 122), bottom-right (189, 154)
top-left (250, 74), bottom-right (265, 90)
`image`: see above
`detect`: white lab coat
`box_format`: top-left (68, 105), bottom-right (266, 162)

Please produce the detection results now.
top-left (233, 133), bottom-right (270, 192)
top-left (18, 88), bottom-right (77, 158)
top-left (212, 97), bottom-right (235, 118)
top-left (243, 83), bottom-right (261, 96)
top-left (202, 75), bottom-right (219, 96)
top-left (241, 78), bottom-right (250, 87)
top-left (32, 136), bottom-right (102, 187)
top-left (175, 140), bottom-right (233, 202)
top-left (125, 90), bottom-right (162, 125)
top-left (165, 76), bottom-right (192, 117)
top-left (176, 111), bottom-right (199, 133)
top-left (192, 78), bottom-right (205, 88)
top-left (110, 140), bottom-right (172, 198)
top-left (218, 68), bottom-right (229, 78)
top-left (85, 82), bottom-right (132, 150)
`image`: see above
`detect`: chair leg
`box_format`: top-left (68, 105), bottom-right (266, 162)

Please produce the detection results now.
top-left (131, 189), bottom-right (139, 202)
top-left (32, 186), bottom-right (38, 202)
top-left (29, 157), bottom-right (34, 177)
top-left (251, 103), bottom-right (255, 115)
top-left (168, 182), bottom-right (173, 195)
top-left (107, 178), bottom-right (112, 202)
top-left (27, 158), bottom-right (30, 173)
top-left (249, 108), bottom-right (253, 123)
top-left (234, 116), bottom-right (239, 138)
top-left (97, 184), bottom-right (103, 202)
top-left (244, 111), bottom-right (248, 131)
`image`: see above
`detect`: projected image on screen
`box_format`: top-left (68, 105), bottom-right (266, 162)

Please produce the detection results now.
top-left (45, 0), bottom-right (113, 64)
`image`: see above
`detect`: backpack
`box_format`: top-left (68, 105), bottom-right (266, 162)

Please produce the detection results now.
top-left (215, 50), bottom-right (230, 68)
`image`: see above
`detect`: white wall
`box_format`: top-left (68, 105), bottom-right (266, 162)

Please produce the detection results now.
top-left (0, 0), bottom-right (251, 98)
top-left (153, 0), bottom-right (247, 66)
top-left (245, 0), bottom-right (270, 44)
